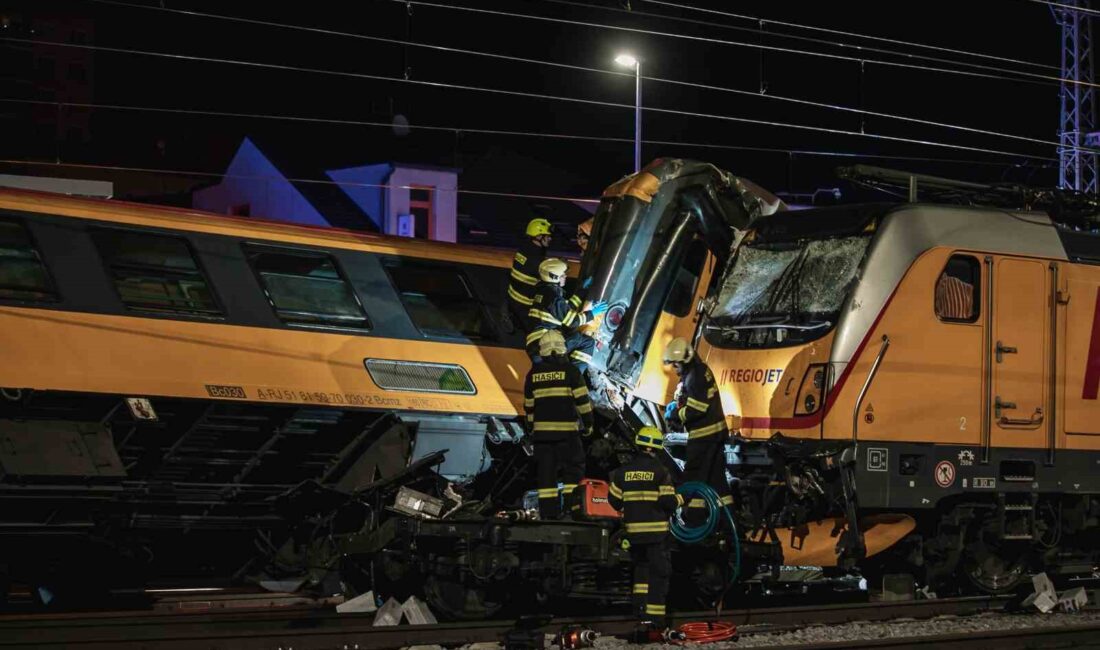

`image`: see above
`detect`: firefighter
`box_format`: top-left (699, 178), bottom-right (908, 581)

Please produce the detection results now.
top-left (576, 217), bottom-right (593, 254)
top-left (523, 330), bottom-right (594, 520)
top-left (507, 217), bottom-right (554, 332)
top-left (663, 337), bottom-right (734, 526)
top-left (527, 258), bottom-right (607, 373)
top-left (608, 426), bottom-right (681, 627)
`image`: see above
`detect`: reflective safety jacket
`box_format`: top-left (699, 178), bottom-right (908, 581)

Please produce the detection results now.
top-left (526, 282), bottom-right (591, 348)
top-left (609, 454), bottom-right (682, 543)
top-left (523, 355), bottom-right (594, 442)
top-left (507, 239), bottom-right (546, 315)
top-left (674, 358), bottom-right (729, 443)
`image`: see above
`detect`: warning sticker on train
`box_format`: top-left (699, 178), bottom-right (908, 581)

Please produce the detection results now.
top-left (934, 460), bottom-right (956, 488)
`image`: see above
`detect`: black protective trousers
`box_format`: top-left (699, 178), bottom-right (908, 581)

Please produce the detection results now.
top-left (683, 434), bottom-right (734, 527)
top-left (534, 436), bottom-right (586, 520)
top-left (630, 538), bottom-right (672, 623)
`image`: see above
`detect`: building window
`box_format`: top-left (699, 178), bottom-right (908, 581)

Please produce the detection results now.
top-left (67, 62), bottom-right (86, 83)
top-left (409, 186), bottom-right (433, 239)
top-left (0, 218), bottom-right (58, 302)
top-left (244, 245), bottom-right (370, 330)
top-left (93, 229), bottom-right (221, 317)
top-left (385, 260), bottom-right (494, 339)
top-left (935, 254), bottom-right (980, 323)
top-left (36, 57), bottom-right (55, 78)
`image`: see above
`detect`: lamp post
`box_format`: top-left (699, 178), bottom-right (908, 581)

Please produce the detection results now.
top-left (614, 53), bottom-right (641, 173)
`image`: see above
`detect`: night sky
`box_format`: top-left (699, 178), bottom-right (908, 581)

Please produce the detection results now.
top-left (1, 0), bottom-right (1069, 210)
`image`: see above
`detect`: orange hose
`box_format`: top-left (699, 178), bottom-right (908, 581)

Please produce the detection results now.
top-left (677, 621), bottom-right (738, 643)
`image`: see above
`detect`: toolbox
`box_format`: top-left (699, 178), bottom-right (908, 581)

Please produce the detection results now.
top-left (576, 478), bottom-right (621, 520)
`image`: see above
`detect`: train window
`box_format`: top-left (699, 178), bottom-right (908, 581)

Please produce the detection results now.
top-left (92, 229), bottom-right (221, 317)
top-left (243, 246), bottom-right (370, 330)
top-left (0, 218), bottom-right (58, 302)
top-left (385, 260), bottom-right (495, 339)
top-left (664, 238), bottom-right (708, 317)
top-left (935, 254), bottom-right (980, 323)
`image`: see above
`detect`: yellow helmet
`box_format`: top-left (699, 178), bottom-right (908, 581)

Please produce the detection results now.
top-left (538, 330), bottom-right (567, 357)
top-left (635, 426), bottom-right (664, 450)
top-left (663, 337), bottom-right (694, 364)
top-left (526, 218), bottom-right (553, 238)
top-left (538, 257), bottom-right (568, 283)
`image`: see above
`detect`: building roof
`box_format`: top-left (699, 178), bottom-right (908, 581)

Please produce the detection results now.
top-left (243, 133), bottom-right (380, 232)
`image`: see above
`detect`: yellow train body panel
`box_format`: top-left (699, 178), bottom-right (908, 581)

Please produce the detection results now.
top-left (681, 203), bottom-right (1100, 458)
top-left (0, 306), bottom-right (527, 416)
top-left (0, 188), bottom-right (534, 420)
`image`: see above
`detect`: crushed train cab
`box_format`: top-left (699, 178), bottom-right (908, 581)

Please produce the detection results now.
top-left (686, 176), bottom-right (1100, 592)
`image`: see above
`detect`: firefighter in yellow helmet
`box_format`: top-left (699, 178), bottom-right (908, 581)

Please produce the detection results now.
top-left (608, 426), bottom-right (681, 627)
top-left (523, 330), bottom-right (594, 520)
top-left (527, 257), bottom-right (607, 373)
top-left (507, 218), bottom-right (554, 332)
top-left (663, 337), bottom-right (734, 525)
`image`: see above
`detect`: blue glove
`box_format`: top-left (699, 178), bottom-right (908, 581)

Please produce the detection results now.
top-left (581, 276), bottom-right (593, 290)
top-left (664, 400), bottom-right (678, 420)
top-left (590, 301), bottom-right (610, 316)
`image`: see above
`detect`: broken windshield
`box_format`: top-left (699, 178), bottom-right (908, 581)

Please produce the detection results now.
top-left (708, 235), bottom-right (870, 347)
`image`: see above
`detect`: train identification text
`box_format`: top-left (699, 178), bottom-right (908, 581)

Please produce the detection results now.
top-left (205, 384), bottom-right (246, 399)
top-left (718, 368), bottom-right (785, 387)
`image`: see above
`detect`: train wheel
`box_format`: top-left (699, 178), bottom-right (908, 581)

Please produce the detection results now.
top-left (963, 540), bottom-right (1028, 593)
top-left (423, 576), bottom-right (503, 620)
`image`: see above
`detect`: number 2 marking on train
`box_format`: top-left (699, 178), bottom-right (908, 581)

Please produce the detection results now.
top-left (959, 417), bottom-right (967, 431)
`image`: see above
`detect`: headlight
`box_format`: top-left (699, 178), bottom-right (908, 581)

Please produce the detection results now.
top-left (605, 304), bottom-right (626, 330)
top-left (804, 394), bottom-right (817, 413)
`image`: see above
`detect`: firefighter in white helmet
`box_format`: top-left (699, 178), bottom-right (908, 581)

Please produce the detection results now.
top-left (663, 337), bottom-right (734, 525)
top-left (526, 257), bottom-right (607, 373)
top-left (523, 330), bottom-right (594, 519)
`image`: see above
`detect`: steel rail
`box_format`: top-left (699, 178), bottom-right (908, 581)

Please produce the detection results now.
top-left (782, 621), bottom-right (1100, 649)
top-left (0, 595), bottom-right (1013, 650)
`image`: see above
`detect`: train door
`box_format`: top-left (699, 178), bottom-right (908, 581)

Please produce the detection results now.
top-left (990, 256), bottom-right (1050, 449)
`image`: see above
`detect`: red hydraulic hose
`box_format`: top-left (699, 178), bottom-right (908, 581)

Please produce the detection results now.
top-left (676, 621), bottom-right (738, 643)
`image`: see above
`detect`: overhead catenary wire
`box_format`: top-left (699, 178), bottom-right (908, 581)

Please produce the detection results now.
top-left (394, 0), bottom-right (1100, 90)
top-left (1027, 0), bottom-right (1100, 17)
top-left (640, 0), bottom-right (1059, 72)
top-left (0, 36), bottom-right (1058, 161)
top-left (0, 158), bottom-right (603, 205)
top-left (85, 0), bottom-right (1086, 154)
top-left (1, 97), bottom-right (1046, 168)
top-left (546, 0), bottom-right (1063, 88)
top-left (97, 0), bottom-right (1060, 91)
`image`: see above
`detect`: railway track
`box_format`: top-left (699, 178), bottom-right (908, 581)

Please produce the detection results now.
top-left (0, 595), bottom-right (1028, 650)
top-left (780, 623), bottom-right (1100, 649)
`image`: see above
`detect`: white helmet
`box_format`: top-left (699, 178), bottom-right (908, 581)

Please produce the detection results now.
top-left (538, 258), bottom-right (568, 284)
top-left (663, 337), bottom-right (694, 364)
top-left (539, 330), bottom-right (567, 357)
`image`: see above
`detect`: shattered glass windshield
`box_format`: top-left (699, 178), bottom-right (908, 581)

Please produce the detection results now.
top-left (708, 235), bottom-right (870, 347)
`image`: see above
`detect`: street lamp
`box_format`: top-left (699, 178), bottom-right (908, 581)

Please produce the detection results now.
top-left (614, 53), bottom-right (641, 173)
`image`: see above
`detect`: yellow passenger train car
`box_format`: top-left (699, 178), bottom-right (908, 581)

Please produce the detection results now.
top-left (0, 187), bottom-right (537, 601)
